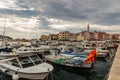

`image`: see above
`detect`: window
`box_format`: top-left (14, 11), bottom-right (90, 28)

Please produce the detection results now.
top-left (10, 59), bottom-right (21, 68)
top-left (38, 54), bottom-right (44, 59)
top-left (23, 49), bottom-right (28, 51)
top-left (33, 49), bottom-right (36, 51)
top-left (30, 55), bottom-right (42, 65)
top-left (19, 57), bottom-right (34, 68)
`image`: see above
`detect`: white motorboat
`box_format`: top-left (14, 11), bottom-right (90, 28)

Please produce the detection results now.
top-left (16, 46), bottom-right (50, 54)
top-left (84, 47), bottom-right (110, 58)
top-left (0, 47), bottom-right (41, 59)
top-left (96, 47), bottom-right (109, 58)
top-left (0, 46), bottom-right (50, 60)
top-left (0, 17), bottom-right (53, 79)
top-left (0, 53), bottom-right (53, 80)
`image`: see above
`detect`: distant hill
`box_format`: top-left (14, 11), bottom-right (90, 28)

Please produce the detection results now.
top-left (0, 35), bottom-right (13, 40)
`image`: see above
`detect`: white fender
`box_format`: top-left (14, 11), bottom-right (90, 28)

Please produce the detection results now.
top-left (12, 72), bottom-right (19, 80)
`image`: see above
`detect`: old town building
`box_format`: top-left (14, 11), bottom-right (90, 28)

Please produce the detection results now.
top-left (40, 35), bottom-right (49, 40)
top-left (58, 31), bottom-right (70, 41)
top-left (69, 33), bottom-right (77, 41)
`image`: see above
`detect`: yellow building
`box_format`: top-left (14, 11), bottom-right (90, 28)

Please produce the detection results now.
top-left (77, 33), bottom-right (84, 41)
top-left (40, 35), bottom-right (49, 40)
top-left (58, 31), bottom-right (70, 41)
top-left (108, 34), bottom-right (113, 40)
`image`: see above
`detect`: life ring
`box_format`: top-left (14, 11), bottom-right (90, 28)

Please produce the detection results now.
top-left (12, 72), bottom-right (19, 80)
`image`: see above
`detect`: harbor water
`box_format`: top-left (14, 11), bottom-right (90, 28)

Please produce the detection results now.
top-left (0, 48), bottom-right (117, 80)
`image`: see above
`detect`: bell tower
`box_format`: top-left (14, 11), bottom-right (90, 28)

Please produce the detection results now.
top-left (87, 23), bottom-right (90, 33)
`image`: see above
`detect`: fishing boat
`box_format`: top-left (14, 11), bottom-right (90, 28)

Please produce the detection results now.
top-left (0, 52), bottom-right (53, 80)
top-left (45, 48), bottom-right (97, 71)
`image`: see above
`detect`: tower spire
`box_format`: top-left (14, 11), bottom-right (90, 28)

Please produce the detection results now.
top-left (86, 23), bottom-right (90, 40)
top-left (87, 23), bottom-right (90, 33)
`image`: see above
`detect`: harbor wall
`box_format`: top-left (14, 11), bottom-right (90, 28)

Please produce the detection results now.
top-left (107, 44), bottom-right (120, 80)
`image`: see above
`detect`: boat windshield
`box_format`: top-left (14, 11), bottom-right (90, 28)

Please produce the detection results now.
top-left (30, 55), bottom-right (42, 65)
top-left (10, 58), bottom-right (21, 68)
top-left (10, 54), bottom-right (44, 68)
top-left (19, 56), bottom-right (34, 68)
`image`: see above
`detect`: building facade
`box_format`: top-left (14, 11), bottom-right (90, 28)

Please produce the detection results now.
top-left (69, 33), bottom-right (77, 41)
top-left (58, 31), bottom-right (70, 41)
top-left (48, 34), bottom-right (58, 40)
top-left (77, 33), bottom-right (84, 41)
top-left (40, 35), bottom-right (49, 40)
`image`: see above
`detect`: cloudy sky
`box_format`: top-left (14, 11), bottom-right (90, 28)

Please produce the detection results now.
top-left (0, 0), bottom-right (120, 39)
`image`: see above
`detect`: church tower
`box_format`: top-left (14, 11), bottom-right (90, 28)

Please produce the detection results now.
top-left (86, 23), bottom-right (90, 40)
top-left (87, 23), bottom-right (90, 33)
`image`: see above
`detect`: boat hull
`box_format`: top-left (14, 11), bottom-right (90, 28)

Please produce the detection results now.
top-left (0, 67), bottom-right (49, 80)
top-left (46, 56), bottom-right (92, 68)
top-left (47, 60), bottom-right (93, 75)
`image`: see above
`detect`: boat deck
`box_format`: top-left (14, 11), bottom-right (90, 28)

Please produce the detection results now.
top-left (108, 44), bottom-right (120, 80)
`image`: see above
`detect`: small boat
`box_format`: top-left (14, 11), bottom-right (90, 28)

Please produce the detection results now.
top-left (16, 47), bottom-right (43, 54)
top-left (0, 53), bottom-right (53, 80)
top-left (96, 47), bottom-right (109, 58)
top-left (0, 47), bottom-right (40, 59)
top-left (0, 45), bottom-right (51, 59)
top-left (0, 47), bottom-right (15, 59)
top-left (84, 47), bottom-right (110, 58)
top-left (45, 48), bottom-right (97, 69)
top-left (0, 47), bottom-right (13, 52)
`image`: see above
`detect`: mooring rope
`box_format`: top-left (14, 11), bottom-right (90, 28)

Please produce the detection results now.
top-left (50, 72), bottom-right (59, 80)
top-left (0, 75), bottom-right (7, 80)
top-left (46, 69), bottom-right (59, 80)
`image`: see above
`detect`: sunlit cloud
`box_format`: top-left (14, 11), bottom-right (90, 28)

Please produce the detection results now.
top-left (0, 0), bottom-right (119, 39)
top-left (0, 0), bottom-right (28, 10)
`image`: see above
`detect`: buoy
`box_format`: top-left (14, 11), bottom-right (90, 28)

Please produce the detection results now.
top-left (12, 72), bottom-right (19, 80)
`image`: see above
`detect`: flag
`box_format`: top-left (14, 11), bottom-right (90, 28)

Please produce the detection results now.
top-left (84, 50), bottom-right (97, 64)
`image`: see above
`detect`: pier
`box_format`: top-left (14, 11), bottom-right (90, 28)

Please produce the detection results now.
top-left (108, 44), bottom-right (120, 80)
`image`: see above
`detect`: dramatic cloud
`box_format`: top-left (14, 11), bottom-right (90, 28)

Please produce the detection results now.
top-left (0, 0), bottom-right (119, 39)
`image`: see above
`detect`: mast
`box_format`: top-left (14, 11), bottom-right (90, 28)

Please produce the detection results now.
top-left (1, 17), bottom-right (6, 47)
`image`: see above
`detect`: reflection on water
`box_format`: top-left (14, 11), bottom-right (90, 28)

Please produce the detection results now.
top-left (45, 59), bottom-right (112, 80)
top-left (0, 48), bottom-right (116, 80)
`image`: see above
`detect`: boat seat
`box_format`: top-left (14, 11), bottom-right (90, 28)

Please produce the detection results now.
top-left (73, 59), bottom-right (83, 65)
top-left (66, 59), bottom-right (79, 64)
